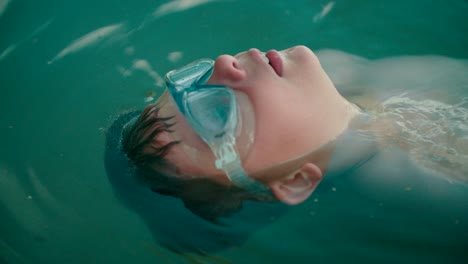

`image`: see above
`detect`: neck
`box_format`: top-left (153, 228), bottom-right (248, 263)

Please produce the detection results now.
top-left (297, 109), bottom-right (377, 177)
top-left (322, 110), bottom-right (379, 177)
top-left (310, 94), bottom-right (361, 157)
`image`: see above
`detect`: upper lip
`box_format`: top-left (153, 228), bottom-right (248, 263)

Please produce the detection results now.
top-left (247, 48), bottom-right (283, 77)
top-left (265, 49), bottom-right (283, 77)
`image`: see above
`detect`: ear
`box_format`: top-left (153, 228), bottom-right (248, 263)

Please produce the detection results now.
top-left (268, 163), bottom-right (323, 205)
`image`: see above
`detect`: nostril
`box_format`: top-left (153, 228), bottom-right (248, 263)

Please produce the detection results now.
top-left (211, 55), bottom-right (245, 82)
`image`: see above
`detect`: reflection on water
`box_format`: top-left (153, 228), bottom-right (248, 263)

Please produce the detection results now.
top-left (0, 19), bottom-right (53, 62)
top-left (49, 23), bottom-right (126, 64)
top-left (0, 0), bottom-right (10, 18)
top-left (313, 1), bottom-right (335, 22)
top-left (136, 0), bottom-right (221, 31)
top-left (116, 58), bottom-right (165, 103)
top-left (0, 164), bottom-right (71, 263)
top-left (0, 43), bottom-right (16, 61)
top-left (129, 59), bottom-right (165, 87)
top-left (153, 0), bottom-right (220, 18)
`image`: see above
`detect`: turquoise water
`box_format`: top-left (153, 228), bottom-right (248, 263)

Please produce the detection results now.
top-left (1, 0), bottom-right (467, 263)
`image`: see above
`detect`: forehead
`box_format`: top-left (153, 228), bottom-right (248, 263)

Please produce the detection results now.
top-left (154, 89), bottom-right (171, 110)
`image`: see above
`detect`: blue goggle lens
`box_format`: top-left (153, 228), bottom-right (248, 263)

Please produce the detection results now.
top-left (185, 88), bottom-right (234, 138)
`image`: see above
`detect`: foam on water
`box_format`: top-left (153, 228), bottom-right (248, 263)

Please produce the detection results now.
top-left (378, 93), bottom-right (468, 181)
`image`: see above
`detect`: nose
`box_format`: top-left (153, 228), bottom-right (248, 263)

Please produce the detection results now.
top-left (206, 55), bottom-right (246, 85)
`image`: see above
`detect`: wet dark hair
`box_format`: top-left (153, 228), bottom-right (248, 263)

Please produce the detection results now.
top-left (120, 103), bottom-right (194, 197)
top-left (121, 104), bottom-right (179, 171)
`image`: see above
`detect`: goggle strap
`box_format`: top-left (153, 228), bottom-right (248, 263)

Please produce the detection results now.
top-left (222, 158), bottom-right (273, 197)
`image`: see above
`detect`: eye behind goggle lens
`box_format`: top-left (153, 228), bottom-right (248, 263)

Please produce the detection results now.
top-left (185, 88), bottom-right (236, 139)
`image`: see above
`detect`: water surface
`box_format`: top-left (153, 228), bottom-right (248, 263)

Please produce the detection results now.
top-left (1, 0), bottom-right (467, 263)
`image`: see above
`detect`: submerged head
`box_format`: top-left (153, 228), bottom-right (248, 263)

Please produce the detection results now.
top-left (122, 45), bottom-right (357, 205)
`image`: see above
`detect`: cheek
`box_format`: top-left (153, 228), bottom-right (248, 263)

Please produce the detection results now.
top-left (243, 82), bottom-right (320, 170)
top-left (257, 97), bottom-right (306, 138)
top-left (245, 96), bottom-right (299, 165)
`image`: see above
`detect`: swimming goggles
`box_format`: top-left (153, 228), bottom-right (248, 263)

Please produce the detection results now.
top-left (165, 59), bottom-right (271, 195)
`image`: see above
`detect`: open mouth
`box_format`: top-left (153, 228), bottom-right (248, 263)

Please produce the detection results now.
top-left (250, 48), bottom-right (283, 77)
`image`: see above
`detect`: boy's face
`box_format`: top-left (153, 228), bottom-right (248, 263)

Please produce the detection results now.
top-left (154, 45), bottom-right (341, 185)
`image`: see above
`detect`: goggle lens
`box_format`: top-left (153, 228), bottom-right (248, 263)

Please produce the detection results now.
top-left (185, 89), bottom-right (233, 137)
